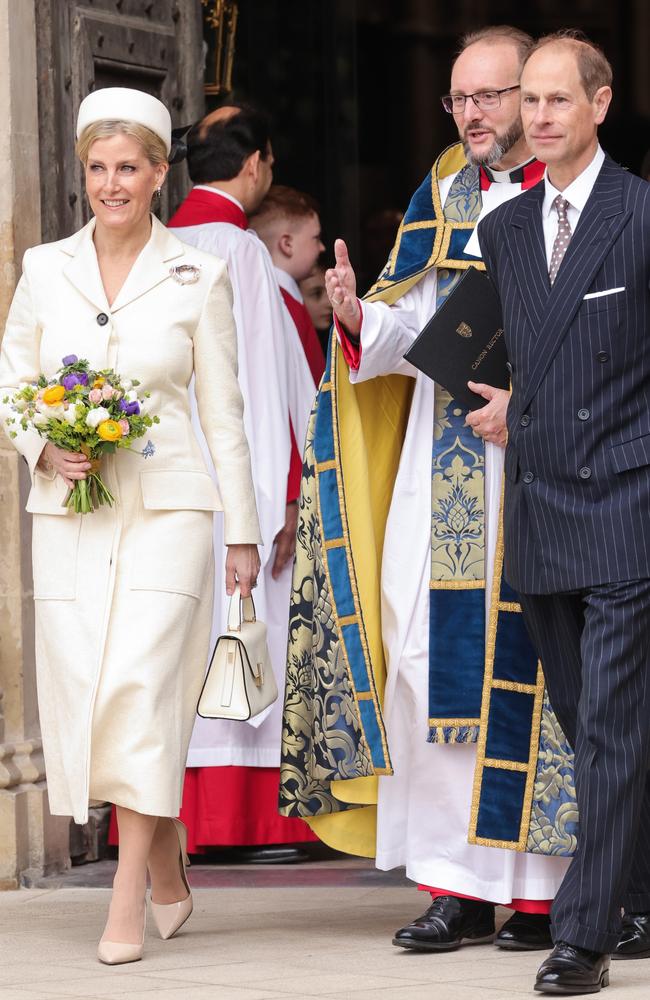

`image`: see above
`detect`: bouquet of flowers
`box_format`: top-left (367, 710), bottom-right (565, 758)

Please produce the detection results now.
top-left (3, 355), bottom-right (160, 513)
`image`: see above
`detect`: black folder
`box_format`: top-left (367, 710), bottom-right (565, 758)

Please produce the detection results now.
top-left (404, 267), bottom-right (509, 410)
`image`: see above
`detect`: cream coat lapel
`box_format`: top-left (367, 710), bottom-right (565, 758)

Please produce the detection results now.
top-left (61, 219), bottom-right (111, 313)
top-left (110, 215), bottom-right (186, 313)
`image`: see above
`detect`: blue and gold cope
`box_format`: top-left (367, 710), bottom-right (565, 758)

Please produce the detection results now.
top-left (279, 142), bottom-right (576, 858)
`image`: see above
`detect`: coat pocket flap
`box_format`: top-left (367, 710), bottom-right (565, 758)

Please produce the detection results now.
top-left (26, 475), bottom-right (72, 516)
top-left (140, 469), bottom-right (223, 510)
top-left (609, 434), bottom-right (650, 475)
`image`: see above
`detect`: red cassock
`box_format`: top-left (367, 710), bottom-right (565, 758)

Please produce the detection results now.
top-left (110, 186), bottom-right (316, 850)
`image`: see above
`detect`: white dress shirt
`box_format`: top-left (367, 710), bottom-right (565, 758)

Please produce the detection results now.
top-left (542, 145), bottom-right (605, 266)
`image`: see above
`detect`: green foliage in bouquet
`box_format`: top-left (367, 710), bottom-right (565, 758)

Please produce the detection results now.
top-left (3, 355), bottom-right (160, 513)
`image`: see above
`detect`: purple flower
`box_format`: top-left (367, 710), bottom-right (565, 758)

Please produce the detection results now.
top-left (61, 372), bottom-right (88, 390)
top-left (118, 399), bottom-right (140, 416)
top-left (62, 354), bottom-right (78, 366)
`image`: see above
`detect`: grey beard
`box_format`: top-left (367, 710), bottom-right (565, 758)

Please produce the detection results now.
top-left (463, 118), bottom-right (524, 167)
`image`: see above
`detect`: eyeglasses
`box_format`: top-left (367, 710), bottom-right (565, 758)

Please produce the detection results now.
top-left (441, 85), bottom-right (521, 114)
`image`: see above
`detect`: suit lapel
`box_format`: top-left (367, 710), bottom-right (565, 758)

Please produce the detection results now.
top-left (110, 216), bottom-right (185, 312)
top-left (61, 215), bottom-right (186, 315)
top-left (506, 184), bottom-right (549, 332)
top-left (521, 158), bottom-right (629, 411)
top-left (61, 220), bottom-right (111, 313)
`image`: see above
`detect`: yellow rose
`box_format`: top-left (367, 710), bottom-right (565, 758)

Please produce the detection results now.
top-left (97, 420), bottom-right (123, 441)
top-left (92, 378), bottom-right (105, 388)
top-left (43, 385), bottom-right (66, 405)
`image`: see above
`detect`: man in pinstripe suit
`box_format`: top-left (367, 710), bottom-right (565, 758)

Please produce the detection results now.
top-left (478, 30), bottom-right (650, 995)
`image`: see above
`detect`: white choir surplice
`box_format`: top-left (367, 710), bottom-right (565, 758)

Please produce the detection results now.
top-left (349, 170), bottom-right (570, 902)
top-left (172, 189), bottom-right (316, 767)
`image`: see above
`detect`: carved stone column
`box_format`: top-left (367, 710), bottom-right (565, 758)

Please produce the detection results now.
top-left (0, 0), bottom-right (69, 891)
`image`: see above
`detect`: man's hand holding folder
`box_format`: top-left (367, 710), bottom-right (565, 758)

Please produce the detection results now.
top-left (403, 266), bottom-right (510, 444)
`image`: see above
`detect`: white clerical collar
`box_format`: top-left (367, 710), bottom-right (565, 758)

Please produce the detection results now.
top-left (274, 265), bottom-right (303, 302)
top-left (542, 145), bottom-right (605, 219)
top-left (194, 185), bottom-right (245, 213)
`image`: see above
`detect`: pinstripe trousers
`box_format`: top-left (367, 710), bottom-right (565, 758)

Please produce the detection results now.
top-left (520, 582), bottom-right (650, 953)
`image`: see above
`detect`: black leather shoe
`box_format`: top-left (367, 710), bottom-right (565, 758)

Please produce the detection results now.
top-left (392, 896), bottom-right (495, 952)
top-left (234, 846), bottom-right (310, 864)
top-left (535, 942), bottom-right (610, 994)
top-left (496, 911), bottom-right (553, 951)
top-left (613, 911), bottom-right (650, 959)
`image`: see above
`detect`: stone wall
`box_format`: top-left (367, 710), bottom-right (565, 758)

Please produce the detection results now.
top-left (0, 0), bottom-right (69, 890)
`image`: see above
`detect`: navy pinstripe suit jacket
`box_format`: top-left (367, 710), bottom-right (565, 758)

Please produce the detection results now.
top-left (478, 155), bottom-right (650, 594)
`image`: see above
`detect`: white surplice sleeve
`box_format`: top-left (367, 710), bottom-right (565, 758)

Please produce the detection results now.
top-left (344, 268), bottom-right (439, 384)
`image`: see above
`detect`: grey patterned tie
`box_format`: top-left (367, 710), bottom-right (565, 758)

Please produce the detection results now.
top-left (548, 195), bottom-right (572, 285)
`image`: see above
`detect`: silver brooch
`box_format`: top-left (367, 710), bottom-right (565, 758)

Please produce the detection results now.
top-left (170, 264), bottom-right (201, 285)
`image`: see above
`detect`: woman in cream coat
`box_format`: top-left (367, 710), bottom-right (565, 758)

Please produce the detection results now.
top-left (0, 89), bottom-right (261, 964)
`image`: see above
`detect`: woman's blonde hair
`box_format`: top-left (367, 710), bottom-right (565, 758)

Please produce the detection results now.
top-left (76, 120), bottom-right (168, 165)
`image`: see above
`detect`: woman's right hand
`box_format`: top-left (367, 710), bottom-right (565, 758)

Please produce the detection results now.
top-left (37, 442), bottom-right (91, 488)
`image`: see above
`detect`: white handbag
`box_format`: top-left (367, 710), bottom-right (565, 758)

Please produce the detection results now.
top-left (197, 586), bottom-right (278, 721)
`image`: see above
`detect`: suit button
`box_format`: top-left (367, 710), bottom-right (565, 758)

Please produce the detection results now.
top-left (579, 466), bottom-right (592, 480)
top-left (97, 312), bottom-right (109, 326)
top-left (520, 414), bottom-right (531, 427)
top-left (577, 408), bottom-right (590, 421)
top-left (522, 471), bottom-right (535, 484)
top-left (597, 351), bottom-right (609, 363)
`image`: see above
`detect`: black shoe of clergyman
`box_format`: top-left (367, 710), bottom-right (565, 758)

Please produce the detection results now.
top-left (392, 896), bottom-right (495, 952)
top-left (496, 911), bottom-right (553, 951)
top-left (613, 911), bottom-right (650, 959)
top-left (534, 942), bottom-right (610, 994)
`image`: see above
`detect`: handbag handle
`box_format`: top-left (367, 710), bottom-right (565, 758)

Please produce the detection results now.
top-left (227, 584), bottom-right (257, 632)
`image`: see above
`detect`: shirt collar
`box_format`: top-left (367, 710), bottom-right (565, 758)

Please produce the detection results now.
top-left (479, 157), bottom-right (544, 191)
top-left (194, 185), bottom-right (246, 213)
top-left (274, 265), bottom-right (303, 302)
top-left (542, 145), bottom-right (605, 218)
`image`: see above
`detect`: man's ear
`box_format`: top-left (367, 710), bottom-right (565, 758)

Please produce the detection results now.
top-left (245, 149), bottom-right (262, 181)
top-left (593, 85), bottom-right (612, 125)
top-left (279, 232), bottom-right (293, 259)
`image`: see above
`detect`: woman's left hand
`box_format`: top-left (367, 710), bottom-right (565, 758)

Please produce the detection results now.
top-left (225, 543), bottom-right (261, 598)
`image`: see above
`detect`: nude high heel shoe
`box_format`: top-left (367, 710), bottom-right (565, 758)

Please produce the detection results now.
top-left (97, 897), bottom-right (146, 965)
top-left (150, 818), bottom-right (193, 940)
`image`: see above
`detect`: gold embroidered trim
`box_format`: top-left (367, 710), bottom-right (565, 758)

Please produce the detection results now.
top-left (314, 336), bottom-right (391, 773)
top-left (483, 758), bottom-right (529, 772)
top-left (324, 538), bottom-right (346, 550)
top-left (498, 601), bottom-right (523, 613)
top-left (338, 614), bottom-right (357, 627)
top-left (468, 483), bottom-right (546, 851)
top-left (429, 579), bottom-right (486, 590)
top-left (491, 679), bottom-right (538, 695)
top-left (320, 381), bottom-right (332, 392)
top-left (428, 717), bottom-right (481, 727)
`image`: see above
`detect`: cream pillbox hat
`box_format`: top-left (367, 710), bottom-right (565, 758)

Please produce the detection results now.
top-left (76, 87), bottom-right (172, 155)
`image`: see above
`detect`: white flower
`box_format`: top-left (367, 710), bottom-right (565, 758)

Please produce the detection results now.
top-left (63, 405), bottom-right (79, 426)
top-left (121, 379), bottom-right (133, 392)
top-left (37, 402), bottom-right (65, 419)
top-left (32, 411), bottom-right (49, 427)
top-left (86, 406), bottom-right (110, 428)
top-left (125, 389), bottom-right (137, 402)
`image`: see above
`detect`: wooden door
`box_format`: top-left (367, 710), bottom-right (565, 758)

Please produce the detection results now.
top-left (35, 0), bottom-right (205, 242)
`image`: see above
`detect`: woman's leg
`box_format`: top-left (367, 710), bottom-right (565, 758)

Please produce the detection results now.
top-left (102, 806), bottom-right (157, 944)
top-left (148, 817), bottom-right (191, 904)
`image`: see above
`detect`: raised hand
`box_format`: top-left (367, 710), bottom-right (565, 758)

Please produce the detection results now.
top-left (465, 382), bottom-right (509, 447)
top-left (325, 238), bottom-right (361, 335)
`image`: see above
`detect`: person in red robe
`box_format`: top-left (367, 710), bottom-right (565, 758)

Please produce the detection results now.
top-left (250, 186), bottom-right (326, 384)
